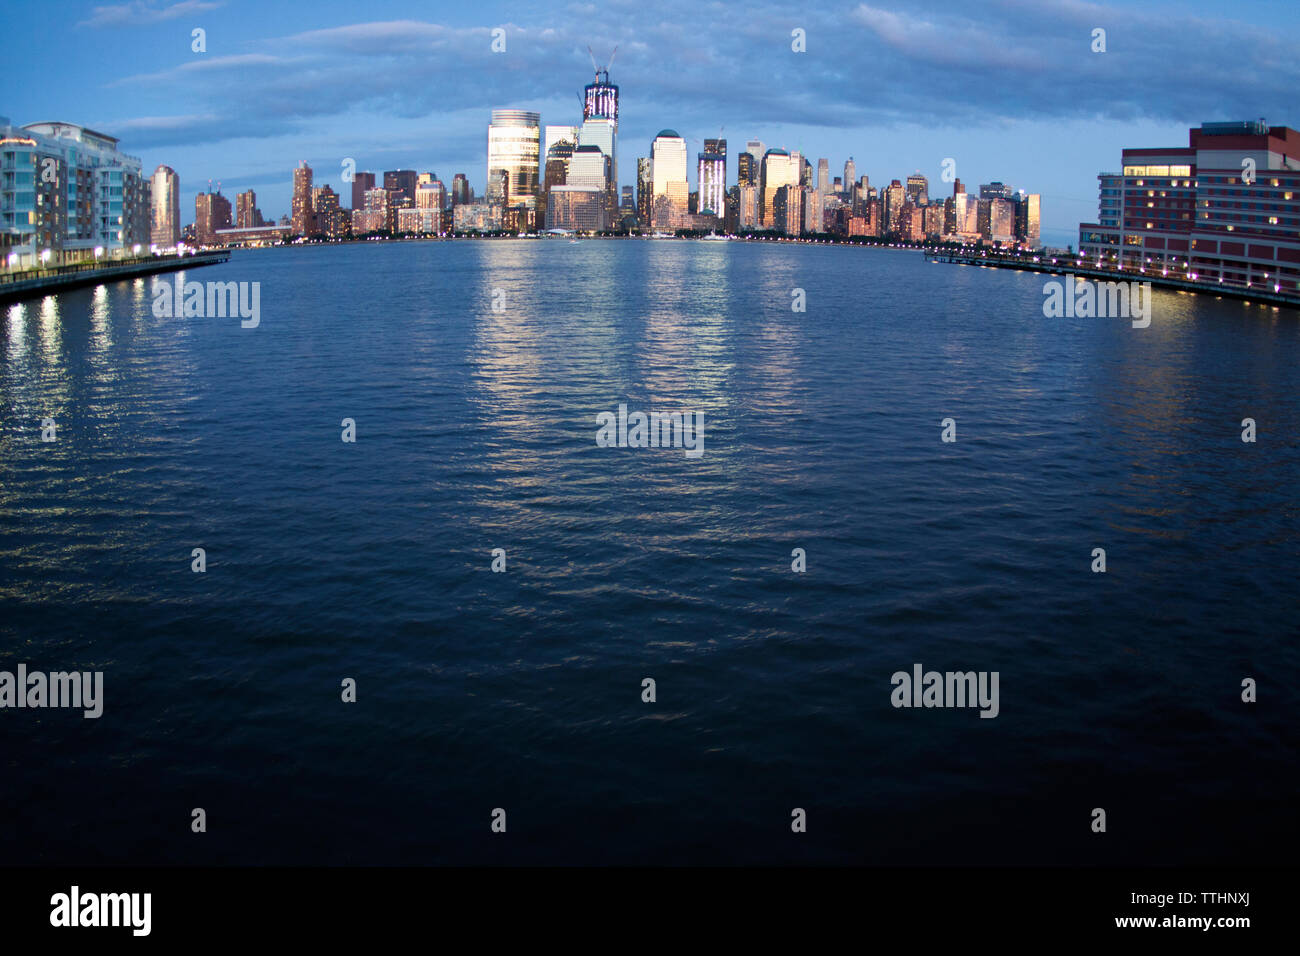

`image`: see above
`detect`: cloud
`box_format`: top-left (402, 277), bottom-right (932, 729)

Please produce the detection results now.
top-left (94, 0), bottom-right (1300, 164)
top-left (79, 0), bottom-right (224, 29)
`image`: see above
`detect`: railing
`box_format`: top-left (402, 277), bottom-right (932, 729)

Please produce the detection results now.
top-left (0, 251), bottom-right (225, 285)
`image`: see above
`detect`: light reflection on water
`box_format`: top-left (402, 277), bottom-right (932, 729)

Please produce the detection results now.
top-left (0, 240), bottom-right (1296, 866)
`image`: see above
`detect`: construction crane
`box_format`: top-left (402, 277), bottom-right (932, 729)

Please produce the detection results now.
top-left (587, 44), bottom-right (617, 81)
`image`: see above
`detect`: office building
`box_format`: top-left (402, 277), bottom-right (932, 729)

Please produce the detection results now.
top-left (1079, 119), bottom-right (1300, 292)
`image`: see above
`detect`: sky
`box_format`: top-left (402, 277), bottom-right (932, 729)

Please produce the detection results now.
top-left (5, 0), bottom-right (1300, 247)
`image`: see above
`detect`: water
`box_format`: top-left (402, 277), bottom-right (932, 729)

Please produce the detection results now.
top-left (1, 240), bottom-right (1296, 864)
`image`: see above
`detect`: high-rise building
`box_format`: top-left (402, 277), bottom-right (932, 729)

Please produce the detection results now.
top-left (568, 145), bottom-right (609, 189)
top-left (311, 185), bottom-right (347, 237)
top-left (760, 149), bottom-right (799, 227)
top-left (547, 186), bottom-right (606, 232)
top-left (979, 181), bottom-right (1014, 200)
top-left (542, 138), bottom-right (576, 228)
top-left (579, 117), bottom-right (618, 223)
top-left (737, 151), bottom-right (756, 187)
top-left (817, 158), bottom-right (829, 194)
top-left (451, 173), bottom-right (471, 206)
top-left (150, 164), bottom-right (180, 248)
top-left (383, 170), bottom-right (418, 206)
top-left (545, 125), bottom-right (580, 159)
top-left (1079, 119), bottom-right (1300, 291)
top-left (195, 188), bottom-right (232, 245)
top-left (906, 173), bottom-right (929, 206)
top-left (704, 138), bottom-right (727, 160)
top-left (235, 189), bottom-right (261, 228)
top-left (1015, 192), bottom-right (1041, 247)
top-left (488, 109), bottom-right (541, 225)
top-left (746, 141), bottom-right (766, 169)
top-left (292, 161), bottom-right (313, 236)
top-left (651, 130), bottom-right (688, 229)
top-left (988, 197), bottom-right (1015, 242)
top-left (697, 149), bottom-right (726, 216)
top-left (772, 183), bottom-right (803, 235)
top-left (636, 157), bottom-right (652, 227)
top-left (350, 171), bottom-right (375, 212)
top-left (416, 179), bottom-right (445, 210)
top-left (738, 184), bottom-right (759, 229)
top-left (844, 158), bottom-right (856, 194)
top-left (362, 186), bottom-right (392, 233)
top-left (884, 179), bottom-right (905, 234)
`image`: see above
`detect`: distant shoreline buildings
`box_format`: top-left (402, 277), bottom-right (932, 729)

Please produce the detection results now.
top-left (5, 54), bottom-right (1098, 267)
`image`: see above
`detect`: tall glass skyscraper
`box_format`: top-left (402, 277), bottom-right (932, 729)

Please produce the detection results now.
top-left (150, 164), bottom-right (180, 248)
top-left (487, 110), bottom-right (541, 218)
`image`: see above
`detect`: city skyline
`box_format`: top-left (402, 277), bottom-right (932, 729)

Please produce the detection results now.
top-left (11, 0), bottom-right (1300, 247)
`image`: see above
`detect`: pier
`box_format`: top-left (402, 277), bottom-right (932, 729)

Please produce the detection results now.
top-left (0, 250), bottom-right (230, 306)
top-left (925, 250), bottom-right (1300, 310)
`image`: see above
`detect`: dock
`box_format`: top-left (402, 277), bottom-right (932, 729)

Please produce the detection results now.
top-left (0, 250), bottom-right (231, 306)
top-left (925, 251), bottom-right (1300, 310)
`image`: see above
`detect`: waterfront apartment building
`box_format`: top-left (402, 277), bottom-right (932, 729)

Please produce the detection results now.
top-left (150, 164), bottom-right (180, 248)
top-left (1079, 119), bottom-right (1300, 293)
top-left (1, 118), bottom-right (151, 267)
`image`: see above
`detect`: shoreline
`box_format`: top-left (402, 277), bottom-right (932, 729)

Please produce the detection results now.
top-left (0, 251), bottom-right (231, 306)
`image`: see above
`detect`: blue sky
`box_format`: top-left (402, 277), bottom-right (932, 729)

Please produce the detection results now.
top-left (5, 0), bottom-right (1299, 246)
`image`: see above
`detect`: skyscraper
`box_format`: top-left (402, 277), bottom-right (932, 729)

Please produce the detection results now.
top-left (383, 170), bottom-right (418, 206)
top-left (150, 164), bottom-right (180, 248)
top-left (235, 189), bottom-right (261, 228)
top-left (487, 109), bottom-right (541, 223)
top-left (844, 158), bottom-right (856, 194)
top-left (292, 161), bottom-right (313, 236)
top-left (311, 185), bottom-right (346, 238)
top-left (884, 179), bottom-right (904, 234)
top-left (697, 149), bottom-right (726, 217)
top-left (737, 151), bottom-right (756, 187)
top-left (817, 158), bottom-right (829, 194)
top-left (761, 149), bottom-right (799, 227)
top-left (350, 171), bottom-right (375, 212)
top-left (195, 188), bottom-right (232, 245)
top-left (636, 157), bottom-right (652, 228)
top-left (651, 131), bottom-right (688, 229)
top-left (451, 174), bottom-right (471, 206)
top-left (906, 173), bottom-right (929, 206)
